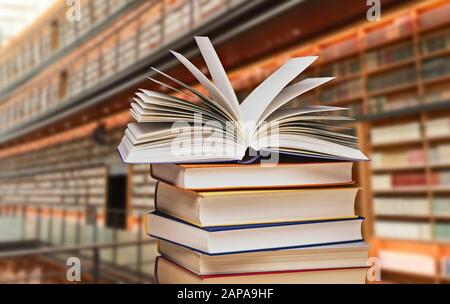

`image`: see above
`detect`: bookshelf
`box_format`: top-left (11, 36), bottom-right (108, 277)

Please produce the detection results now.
top-left (0, 0), bottom-right (450, 283)
top-left (0, 0), bottom-right (247, 135)
top-left (97, 4), bottom-right (450, 282)
top-left (353, 1), bottom-right (450, 283)
top-left (0, 0), bottom-right (138, 94)
top-left (0, 166), bottom-right (107, 207)
top-left (0, 124), bottom-right (139, 228)
top-left (128, 164), bottom-right (157, 211)
top-left (192, 0), bottom-right (450, 283)
top-left (216, 3), bottom-right (450, 283)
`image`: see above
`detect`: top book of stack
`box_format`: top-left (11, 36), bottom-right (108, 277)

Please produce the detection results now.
top-left (118, 36), bottom-right (368, 165)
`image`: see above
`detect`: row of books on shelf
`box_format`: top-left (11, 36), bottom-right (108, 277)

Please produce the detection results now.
top-left (1, 195), bottom-right (105, 206)
top-left (425, 84), bottom-right (450, 104)
top-left (0, 0), bottom-right (134, 92)
top-left (374, 197), bottom-right (427, 216)
top-left (369, 93), bottom-right (420, 115)
top-left (379, 250), bottom-right (450, 279)
top-left (426, 117), bottom-right (450, 138)
top-left (375, 221), bottom-right (450, 241)
top-left (320, 22), bottom-right (450, 73)
top-left (365, 42), bottom-right (414, 71)
top-left (367, 87), bottom-right (450, 115)
top-left (371, 148), bottom-right (425, 169)
top-left (319, 79), bottom-right (450, 117)
top-left (372, 171), bottom-right (450, 190)
top-left (129, 165), bottom-right (157, 207)
top-left (378, 250), bottom-right (436, 278)
top-left (316, 54), bottom-right (449, 101)
top-left (430, 143), bottom-right (450, 165)
top-left (0, 167), bottom-right (107, 206)
top-left (365, 15), bottom-right (413, 49)
top-left (305, 68), bottom-right (448, 112)
top-left (371, 122), bottom-right (421, 145)
top-left (319, 57), bottom-right (361, 78)
top-left (421, 28), bottom-right (450, 55)
top-left (419, 2), bottom-right (450, 32)
top-left (0, 0), bottom-right (242, 133)
top-left (319, 37), bottom-right (359, 63)
top-left (319, 79), bottom-right (362, 102)
top-left (0, 87), bottom-right (60, 132)
top-left (372, 143), bottom-right (450, 169)
top-left (371, 118), bottom-right (450, 145)
top-left (0, 127), bottom-right (122, 176)
top-left (421, 56), bottom-right (450, 80)
top-left (367, 66), bottom-right (416, 93)
top-left (374, 197), bottom-right (450, 217)
top-left (442, 257), bottom-right (450, 278)
top-left (316, 3), bottom-right (450, 63)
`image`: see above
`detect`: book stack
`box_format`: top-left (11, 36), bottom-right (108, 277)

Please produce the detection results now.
top-left (146, 162), bottom-right (368, 284)
top-left (118, 37), bottom-right (370, 284)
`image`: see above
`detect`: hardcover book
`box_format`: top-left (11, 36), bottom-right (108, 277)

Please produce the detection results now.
top-left (150, 161), bottom-right (356, 190)
top-left (146, 212), bottom-right (364, 255)
top-left (155, 257), bottom-right (368, 284)
top-left (154, 182), bottom-right (359, 226)
top-left (158, 240), bottom-right (369, 275)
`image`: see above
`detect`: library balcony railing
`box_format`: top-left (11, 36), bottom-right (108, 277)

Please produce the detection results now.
top-left (0, 0), bottom-right (254, 142)
top-left (0, 204), bottom-right (156, 283)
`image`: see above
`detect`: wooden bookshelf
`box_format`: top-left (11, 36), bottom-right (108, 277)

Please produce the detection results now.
top-left (0, 0), bottom-right (246, 134)
top-left (0, 0), bottom-right (138, 95)
top-left (0, 166), bottom-right (107, 207)
top-left (205, 0), bottom-right (450, 282)
top-left (91, 2), bottom-right (450, 283)
top-left (343, 0), bottom-right (450, 283)
top-left (128, 164), bottom-right (157, 211)
top-left (0, 0), bottom-right (450, 283)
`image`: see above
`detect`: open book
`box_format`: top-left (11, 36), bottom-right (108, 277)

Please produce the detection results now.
top-left (118, 36), bottom-right (368, 163)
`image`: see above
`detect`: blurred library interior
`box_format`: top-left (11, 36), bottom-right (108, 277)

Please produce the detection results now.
top-left (0, 0), bottom-right (450, 284)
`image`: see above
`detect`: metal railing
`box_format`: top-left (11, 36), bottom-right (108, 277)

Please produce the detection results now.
top-left (0, 203), bottom-right (156, 283)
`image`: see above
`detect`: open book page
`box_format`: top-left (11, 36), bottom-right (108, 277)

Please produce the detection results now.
top-left (150, 67), bottom-right (236, 123)
top-left (239, 56), bottom-right (318, 124)
top-left (258, 77), bottom-right (335, 123)
top-left (170, 51), bottom-right (240, 121)
top-left (250, 105), bottom-right (363, 160)
top-left (133, 91), bottom-right (227, 123)
top-left (195, 36), bottom-right (242, 120)
top-left (269, 134), bottom-right (367, 161)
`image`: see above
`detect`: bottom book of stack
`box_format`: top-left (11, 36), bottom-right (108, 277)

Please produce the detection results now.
top-left (155, 240), bottom-right (368, 284)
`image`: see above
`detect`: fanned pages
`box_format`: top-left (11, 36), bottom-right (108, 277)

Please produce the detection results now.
top-left (118, 36), bottom-right (368, 164)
